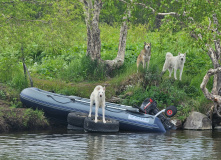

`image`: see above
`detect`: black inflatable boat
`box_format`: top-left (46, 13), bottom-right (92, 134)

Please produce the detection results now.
top-left (20, 87), bottom-right (176, 133)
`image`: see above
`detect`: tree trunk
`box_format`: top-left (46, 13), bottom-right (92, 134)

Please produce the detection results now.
top-left (80, 0), bottom-right (132, 72)
top-left (200, 67), bottom-right (221, 104)
top-left (200, 14), bottom-right (221, 120)
top-left (104, 8), bottom-right (129, 71)
top-left (80, 0), bottom-right (102, 60)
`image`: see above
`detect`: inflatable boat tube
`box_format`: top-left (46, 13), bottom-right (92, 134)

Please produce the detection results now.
top-left (20, 87), bottom-right (167, 133)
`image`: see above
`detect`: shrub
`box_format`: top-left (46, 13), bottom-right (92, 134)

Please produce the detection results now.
top-left (9, 72), bottom-right (29, 92)
top-left (0, 52), bottom-right (20, 82)
top-left (59, 55), bottom-right (106, 82)
top-left (23, 108), bottom-right (49, 129)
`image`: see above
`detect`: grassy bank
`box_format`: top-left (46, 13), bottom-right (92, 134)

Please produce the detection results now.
top-left (0, 84), bottom-right (49, 132)
top-left (0, 21), bottom-right (214, 126)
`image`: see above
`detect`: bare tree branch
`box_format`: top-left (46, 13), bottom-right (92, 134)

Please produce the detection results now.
top-left (133, 2), bottom-right (155, 13)
top-left (200, 67), bottom-right (221, 104)
top-left (119, 0), bottom-right (179, 16)
top-left (118, 0), bottom-right (129, 4)
top-left (157, 12), bottom-right (178, 16)
top-left (208, 17), bottom-right (212, 30)
top-left (105, 0), bottom-right (132, 70)
top-left (214, 40), bottom-right (221, 61)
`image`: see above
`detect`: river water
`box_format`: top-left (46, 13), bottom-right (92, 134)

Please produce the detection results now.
top-left (0, 128), bottom-right (221, 160)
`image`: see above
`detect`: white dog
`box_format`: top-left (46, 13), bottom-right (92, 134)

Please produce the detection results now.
top-left (89, 85), bottom-right (106, 123)
top-left (162, 52), bottom-right (186, 80)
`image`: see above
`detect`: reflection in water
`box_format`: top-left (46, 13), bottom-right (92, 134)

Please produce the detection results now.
top-left (0, 129), bottom-right (220, 160)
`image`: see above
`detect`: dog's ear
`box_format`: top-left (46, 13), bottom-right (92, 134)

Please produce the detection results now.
top-left (97, 86), bottom-right (100, 90)
top-left (178, 52), bottom-right (181, 55)
top-left (184, 53), bottom-right (186, 56)
top-left (144, 42), bottom-right (146, 45)
top-left (103, 86), bottom-right (105, 91)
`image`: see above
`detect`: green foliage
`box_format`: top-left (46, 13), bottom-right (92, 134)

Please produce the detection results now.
top-left (0, 91), bottom-right (6, 100)
top-left (10, 98), bottom-right (21, 108)
top-left (10, 72), bottom-right (29, 92)
top-left (0, 0), bottom-right (219, 122)
top-left (2, 107), bottom-right (49, 131)
top-left (0, 52), bottom-right (19, 82)
top-left (58, 55), bottom-right (106, 82)
top-left (122, 77), bottom-right (187, 108)
top-left (0, 52), bottom-right (28, 91)
top-left (23, 108), bottom-right (49, 129)
top-left (81, 56), bottom-right (106, 81)
top-left (144, 64), bottom-right (161, 86)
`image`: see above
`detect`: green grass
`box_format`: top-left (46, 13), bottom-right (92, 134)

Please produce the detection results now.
top-left (0, 20), bottom-right (214, 121)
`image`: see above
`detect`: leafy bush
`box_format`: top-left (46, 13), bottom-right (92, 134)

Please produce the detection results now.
top-left (0, 5), bottom-right (215, 121)
top-left (144, 64), bottom-right (161, 87)
top-left (0, 52), bottom-right (20, 82)
top-left (121, 78), bottom-right (187, 109)
top-left (0, 52), bottom-right (29, 91)
top-left (9, 73), bottom-right (29, 92)
top-left (32, 56), bottom-right (67, 79)
top-left (80, 55), bottom-right (106, 81)
top-left (23, 108), bottom-right (49, 129)
top-left (59, 55), bottom-right (106, 82)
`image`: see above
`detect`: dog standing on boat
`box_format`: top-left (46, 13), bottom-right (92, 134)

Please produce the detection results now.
top-left (161, 52), bottom-right (186, 80)
top-left (136, 42), bottom-right (151, 73)
top-left (89, 85), bottom-right (106, 123)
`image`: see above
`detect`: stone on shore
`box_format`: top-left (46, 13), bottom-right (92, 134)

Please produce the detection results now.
top-left (183, 111), bottom-right (212, 130)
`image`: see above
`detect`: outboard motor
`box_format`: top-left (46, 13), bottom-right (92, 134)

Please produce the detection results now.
top-left (140, 98), bottom-right (177, 130)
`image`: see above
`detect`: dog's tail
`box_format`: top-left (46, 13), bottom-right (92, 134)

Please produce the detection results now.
top-left (165, 52), bottom-right (173, 59)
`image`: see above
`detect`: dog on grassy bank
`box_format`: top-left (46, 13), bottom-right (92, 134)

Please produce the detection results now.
top-left (136, 42), bottom-right (151, 73)
top-left (89, 85), bottom-right (106, 123)
top-left (161, 52), bottom-right (186, 80)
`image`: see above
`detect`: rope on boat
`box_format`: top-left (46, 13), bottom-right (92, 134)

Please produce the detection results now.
top-left (47, 95), bottom-right (75, 104)
top-left (47, 93), bottom-right (153, 118)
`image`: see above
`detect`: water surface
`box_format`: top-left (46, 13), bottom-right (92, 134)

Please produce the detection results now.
top-left (0, 129), bottom-right (220, 160)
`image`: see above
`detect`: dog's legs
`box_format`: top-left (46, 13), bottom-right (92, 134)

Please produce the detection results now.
top-left (160, 71), bottom-right (165, 78)
top-left (94, 102), bottom-right (98, 123)
top-left (174, 69), bottom-right (177, 80)
top-left (102, 102), bottom-right (106, 123)
top-left (162, 61), bottom-right (168, 73)
top-left (143, 60), bottom-right (146, 70)
top-left (168, 68), bottom-right (173, 78)
top-left (89, 99), bottom-right (93, 117)
top-left (161, 65), bottom-right (167, 78)
top-left (145, 61), bottom-right (149, 70)
top-left (145, 62), bottom-right (148, 70)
